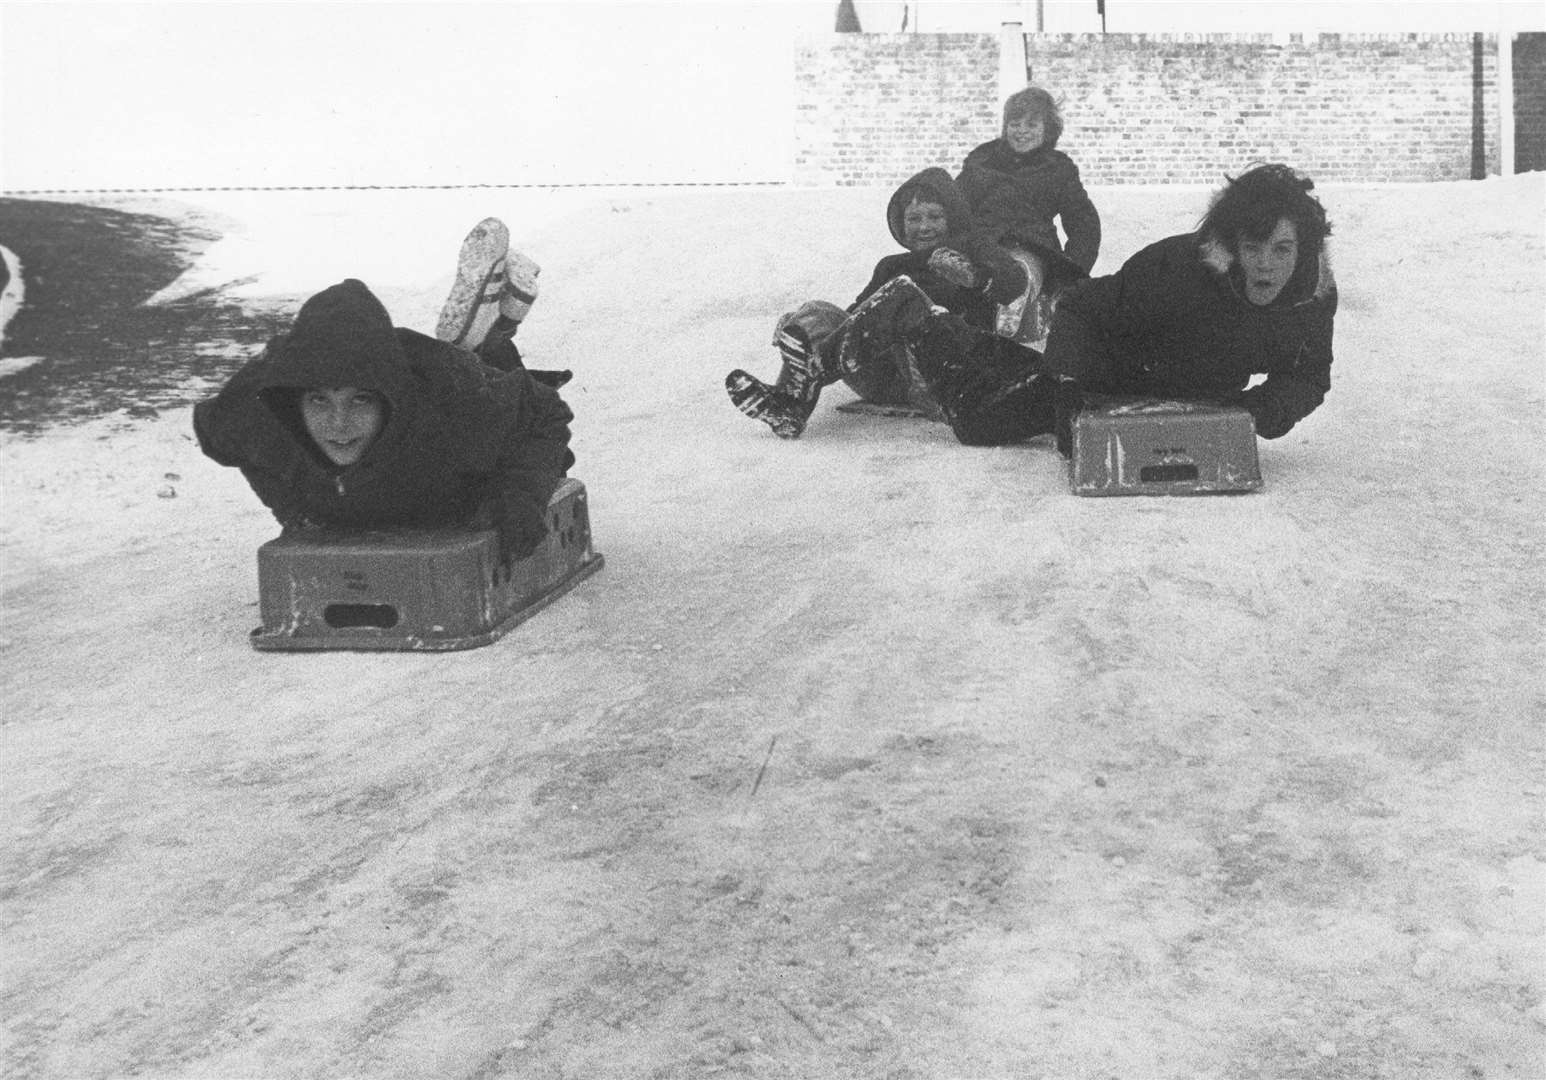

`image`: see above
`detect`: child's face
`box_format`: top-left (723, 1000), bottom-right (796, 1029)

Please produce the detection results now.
top-left (300, 386), bottom-right (385, 465)
top-left (1238, 218), bottom-right (1300, 306)
top-left (901, 197), bottom-right (949, 252)
top-left (1005, 112), bottom-right (1047, 154)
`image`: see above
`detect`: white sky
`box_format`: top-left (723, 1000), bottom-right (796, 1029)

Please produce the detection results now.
top-left (1, 0), bottom-right (1539, 191)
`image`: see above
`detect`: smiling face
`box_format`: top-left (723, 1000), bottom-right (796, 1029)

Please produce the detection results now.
top-left (1004, 112), bottom-right (1047, 154)
top-left (901, 196), bottom-right (949, 253)
top-left (1238, 218), bottom-right (1300, 306)
top-left (300, 386), bottom-right (385, 465)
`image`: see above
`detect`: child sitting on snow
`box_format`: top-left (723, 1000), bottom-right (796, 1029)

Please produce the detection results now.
top-left (955, 86), bottom-right (1101, 345)
top-left (725, 166), bottom-right (1029, 439)
top-left (192, 219), bottom-right (574, 563)
top-left (893, 162), bottom-right (1336, 452)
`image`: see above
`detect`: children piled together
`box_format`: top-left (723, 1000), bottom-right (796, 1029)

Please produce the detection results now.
top-left (197, 84), bottom-right (1336, 560)
top-left (723, 85), bottom-right (1336, 456)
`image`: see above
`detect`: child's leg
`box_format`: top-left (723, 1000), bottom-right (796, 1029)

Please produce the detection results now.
top-left (833, 344), bottom-right (909, 404)
top-left (911, 311), bottom-right (1052, 445)
top-left (726, 301), bottom-right (848, 439)
top-left (436, 218), bottom-right (510, 348)
top-left (836, 276), bottom-right (945, 412)
top-left (474, 332), bottom-right (525, 373)
top-left (949, 369), bottom-right (1055, 446)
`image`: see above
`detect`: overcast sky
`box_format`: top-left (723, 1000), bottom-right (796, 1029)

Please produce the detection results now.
top-left (2, 1), bottom-right (1538, 191)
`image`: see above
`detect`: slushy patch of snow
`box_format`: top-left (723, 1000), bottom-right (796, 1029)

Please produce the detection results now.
top-left (1, 242), bottom-right (24, 347)
top-left (2, 175), bottom-right (1542, 1080)
top-left (0, 356), bottom-right (44, 378)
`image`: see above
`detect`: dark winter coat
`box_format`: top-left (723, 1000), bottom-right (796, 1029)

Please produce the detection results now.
top-left (956, 139), bottom-right (1101, 283)
top-left (1042, 232), bottom-right (1338, 439)
top-left (193, 279), bottom-right (574, 553)
top-left (852, 166), bottom-right (1028, 333)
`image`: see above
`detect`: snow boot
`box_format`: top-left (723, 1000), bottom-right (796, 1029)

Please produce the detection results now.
top-left (501, 249), bottom-right (541, 324)
top-left (726, 370), bottom-right (812, 439)
top-left (437, 218), bottom-right (510, 348)
top-left (726, 322), bottom-right (835, 439)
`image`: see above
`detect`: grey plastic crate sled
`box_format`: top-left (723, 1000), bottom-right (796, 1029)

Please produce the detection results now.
top-left (251, 478), bottom-right (603, 651)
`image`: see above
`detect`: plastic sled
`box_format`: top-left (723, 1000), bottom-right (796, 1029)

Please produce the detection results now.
top-left (1070, 397), bottom-right (1262, 496)
top-left (250, 478), bottom-right (603, 651)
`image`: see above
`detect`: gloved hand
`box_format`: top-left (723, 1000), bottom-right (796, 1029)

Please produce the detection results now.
top-left (496, 510), bottom-right (547, 564)
top-left (1235, 386), bottom-right (1293, 439)
top-left (926, 247), bottom-right (980, 289)
top-left (471, 499), bottom-right (547, 564)
top-left (529, 369), bottom-right (573, 389)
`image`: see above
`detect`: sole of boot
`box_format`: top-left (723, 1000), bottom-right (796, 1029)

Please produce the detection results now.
top-left (437, 218), bottom-right (511, 346)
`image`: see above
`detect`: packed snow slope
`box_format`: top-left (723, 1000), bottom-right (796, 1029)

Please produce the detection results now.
top-left (2, 177), bottom-right (1543, 1079)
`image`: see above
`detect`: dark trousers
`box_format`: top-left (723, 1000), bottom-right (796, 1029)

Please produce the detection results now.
top-left (911, 314), bottom-right (1056, 446)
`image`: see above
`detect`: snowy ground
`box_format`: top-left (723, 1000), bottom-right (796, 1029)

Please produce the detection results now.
top-left (2, 176), bottom-right (1543, 1079)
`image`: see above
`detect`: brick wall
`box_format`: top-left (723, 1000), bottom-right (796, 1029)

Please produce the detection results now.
top-left (793, 35), bottom-right (1000, 187)
top-left (793, 33), bottom-right (1514, 185)
top-left (1516, 32), bottom-right (1546, 173)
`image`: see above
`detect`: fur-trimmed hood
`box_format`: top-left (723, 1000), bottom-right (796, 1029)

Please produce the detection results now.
top-left (1199, 233), bottom-right (1337, 307)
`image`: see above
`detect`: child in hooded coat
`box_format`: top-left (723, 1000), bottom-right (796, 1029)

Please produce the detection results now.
top-left (904, 163), bottom-right (1337, 453)
top-left (725, 165), bottom-right (1029, 439)
top-left (193, 277), bottom-right (574, 561)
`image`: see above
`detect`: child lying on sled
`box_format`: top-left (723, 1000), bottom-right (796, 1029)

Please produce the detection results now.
top-left (724, 166), bottom-right (1032, 439)
top-left (193, 220), bottom-right (574, 563)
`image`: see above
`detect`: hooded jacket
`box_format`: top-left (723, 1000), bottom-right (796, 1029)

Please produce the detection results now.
top-left (193, 279), bottom-right (574, 550)
top-left (956, 138), bottom-right (1101, 282)
top-left (1042, 231), bottom-right (1338, 439)
top-left (852, 166), bottom-right (1029, 331)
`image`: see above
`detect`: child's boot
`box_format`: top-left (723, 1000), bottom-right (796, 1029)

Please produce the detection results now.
top-left (476, 251), bottom-right (540, 350)
top-left (501, 250), bottom-right (541, 327)
top-left (726, 371), bottom-right (816, 439)
top-left (726, 323), bottom-right (832, 439)
top-left (437, 218), bottom-right (510, 348)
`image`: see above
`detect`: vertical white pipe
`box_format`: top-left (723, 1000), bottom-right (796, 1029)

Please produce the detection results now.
top-left (1498, 7), bottom-right (1515, 176)
top-left (1000, 20), bottom-right (1027, 105)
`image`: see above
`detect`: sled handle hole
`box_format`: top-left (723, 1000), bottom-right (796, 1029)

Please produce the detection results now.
top-left (324, 603), bottom-right (400, 629)
top-left (1140, 464), bottom-right (1199, 482)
